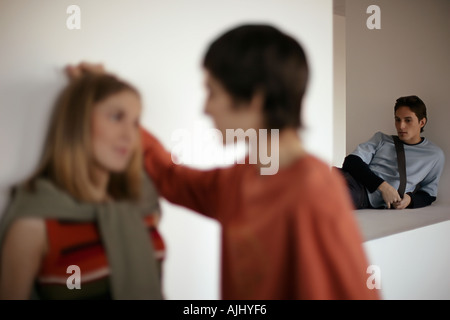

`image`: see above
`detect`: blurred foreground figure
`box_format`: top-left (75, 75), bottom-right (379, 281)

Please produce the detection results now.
top-left (142, 25), bottom-right (378, 299)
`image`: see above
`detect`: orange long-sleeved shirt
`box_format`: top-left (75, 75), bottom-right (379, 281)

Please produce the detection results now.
top-left (141, 128), bottom-right (379, 300)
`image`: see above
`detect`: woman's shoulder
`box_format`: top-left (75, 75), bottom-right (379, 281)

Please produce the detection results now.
top-left (7, 216), bottom-right (46, 232)
top-left (3, 180), bottom-right (58, 217)
top-left (2, 180), bottom-right (58, 224)
top-left (0, 178), bottom-right (73, 245)
top-left (2, 216), bottom-right (48, 257)
top-left (10, 179), bottom-right (64, 203)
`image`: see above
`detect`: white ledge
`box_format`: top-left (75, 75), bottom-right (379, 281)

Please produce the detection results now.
top-left (355, 204), bottom-right (450, 241)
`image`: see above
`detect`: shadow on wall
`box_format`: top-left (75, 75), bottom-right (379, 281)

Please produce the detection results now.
top-left (0, 191), bottom-right (9, 220)
top-left (0, 78), bottom-right (64, 218)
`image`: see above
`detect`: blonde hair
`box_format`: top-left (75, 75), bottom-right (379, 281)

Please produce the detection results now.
top-left (27, 73), bottom-right (143, 202)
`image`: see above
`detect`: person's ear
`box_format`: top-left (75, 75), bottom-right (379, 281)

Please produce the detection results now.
top-left (419, 117), bottom-right (427, 129)
top-left (248, 89), bottom-right (265, 113)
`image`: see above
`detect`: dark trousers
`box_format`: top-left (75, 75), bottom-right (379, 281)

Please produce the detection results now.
top-left (333, 167), bottom-right (372, 210)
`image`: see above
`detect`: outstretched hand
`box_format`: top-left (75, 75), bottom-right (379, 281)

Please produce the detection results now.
top-left (64, 61), bottom-right (106, 81)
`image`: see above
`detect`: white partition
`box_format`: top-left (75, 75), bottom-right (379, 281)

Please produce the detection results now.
top-left (363, 220), bottom-right (450, 299)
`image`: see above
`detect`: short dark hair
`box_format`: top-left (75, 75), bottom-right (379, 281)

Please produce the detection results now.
top-left (394, 95), bottom-right (427, 132)
top-left (202, 24), bottom-right (309, 130)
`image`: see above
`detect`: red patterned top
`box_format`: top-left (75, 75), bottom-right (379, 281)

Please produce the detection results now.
top-left (35, 214), bottom-right (164, 299)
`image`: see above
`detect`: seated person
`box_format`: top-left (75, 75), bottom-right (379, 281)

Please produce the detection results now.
top-left (338, 95), bottom-right (445, 210)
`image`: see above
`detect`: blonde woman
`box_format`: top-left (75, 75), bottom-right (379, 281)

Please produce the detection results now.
top-left (0, 72), bottom-right (164, 299)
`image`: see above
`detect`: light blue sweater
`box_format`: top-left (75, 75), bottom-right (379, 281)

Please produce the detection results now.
top-left (351, 132), bottom-right (445, 208)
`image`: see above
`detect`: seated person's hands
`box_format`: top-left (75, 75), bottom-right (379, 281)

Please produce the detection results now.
top-left (392, 193), bottom-right (411, 210)
top-left (378, 181), bottom-right (402, 209)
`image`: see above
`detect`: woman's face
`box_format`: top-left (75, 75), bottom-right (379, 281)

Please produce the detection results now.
top-left (90, 90), bottom-right (141, 173)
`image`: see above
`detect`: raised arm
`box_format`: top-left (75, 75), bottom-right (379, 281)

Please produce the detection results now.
top-left (140, 127), bottom-right (223, 219)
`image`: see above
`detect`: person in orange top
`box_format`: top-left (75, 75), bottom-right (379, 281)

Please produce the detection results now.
top-left (141, 24), bottom-right (378, 300)
top-left (69, 24), bottom-right (379, 299)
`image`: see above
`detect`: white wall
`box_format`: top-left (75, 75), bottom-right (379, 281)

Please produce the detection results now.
top-left (363, 221), bottom-right (450, 300)
top-left (345, 0), bottom-right (450, 204)
top-left (333, 14), bottom-right (346, 167)
top-left (0, 1), bottom-right (333, 299)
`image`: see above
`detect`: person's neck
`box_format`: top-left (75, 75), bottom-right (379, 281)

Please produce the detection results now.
top-left (276, 128), bottom-right (307, 168)
top-left (90, 166), bottom-right (111, 202)
top-left (404, 134), bottom-right (423, 145)
top-left (250, 127), bottom-right (307, 174)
